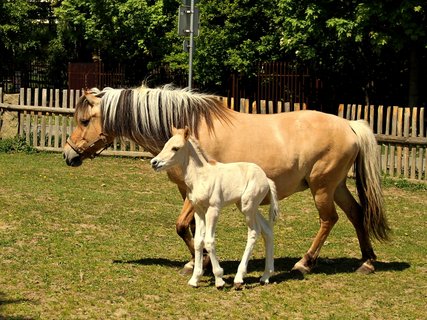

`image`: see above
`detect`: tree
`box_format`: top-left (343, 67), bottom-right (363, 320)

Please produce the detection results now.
top-left (0, 0), bottom-right (37, 79)
top-left (276, 0), bottom-right (427, 106)
top-left (165, 0), bottom-right (281, 91)
top-left (53, 0), bottom-right (176, 82)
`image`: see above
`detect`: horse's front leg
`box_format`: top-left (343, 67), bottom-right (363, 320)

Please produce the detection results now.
top-left (204, 206), bottom-right (225, 289)
top-left (176, 198), bottom-right (211, 275)
top-left (188, 211), bottom-right (205, 288)
top-left (176, 198), bottom-right (197, 274)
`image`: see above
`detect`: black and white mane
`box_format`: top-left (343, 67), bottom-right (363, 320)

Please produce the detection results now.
top-left (76, 84), bottom-right (231, 152)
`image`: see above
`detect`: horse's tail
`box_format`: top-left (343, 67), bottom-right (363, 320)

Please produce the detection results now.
top-left (267, 178), bottom-right (279, 225)
top-left (349, 120), bottom-right (391, 242)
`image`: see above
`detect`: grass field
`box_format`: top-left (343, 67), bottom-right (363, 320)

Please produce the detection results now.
top-left (0, 152), bottom-right (426, 319)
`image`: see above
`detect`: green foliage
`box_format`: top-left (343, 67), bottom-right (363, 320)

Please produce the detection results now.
top-left (0, 137), bottom-right (37, 154)
top-left (277, 0), bottom-right (426, 63)
top-left (2, 0), bottom-right (426, 102)
top-left (382, 176), bottom-right (427, 192)
top-left (166, 0), bottom-right (281, 88)
top-left (0, 0), bottom-right (39, 71)
top-left (276, 0), bottom-right (427, 104)
top-left (53, 0), bottom-right (175, 69)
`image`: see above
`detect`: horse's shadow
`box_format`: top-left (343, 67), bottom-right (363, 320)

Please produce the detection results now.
top-left (113, 256), bottom-right (410, 286)
top-left (0, 292), bottom-right (35, 320)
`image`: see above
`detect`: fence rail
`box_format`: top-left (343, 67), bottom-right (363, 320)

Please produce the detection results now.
top-left (339, 104), bottom-right (426, 181)
top-left (1, 88), bottom-right (426, 182)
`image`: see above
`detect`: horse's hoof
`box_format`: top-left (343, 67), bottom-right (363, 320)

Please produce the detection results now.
top-left (180, 267), bottom-right (194, 276)
top-left (291, 262), bottom-right (311, 275)
top-left (356, 261), bottom-right (375, 274)
top-left (234, 282), bottom-right (244, 290)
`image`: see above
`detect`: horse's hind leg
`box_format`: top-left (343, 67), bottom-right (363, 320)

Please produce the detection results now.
top-left (292, 186), bottom-right (338, 275)
top-left (334, 182), bottom-right (377, 274)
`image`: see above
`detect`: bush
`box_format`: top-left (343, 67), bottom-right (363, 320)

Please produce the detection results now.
top-left (0, 137), bottom-right (37, 153)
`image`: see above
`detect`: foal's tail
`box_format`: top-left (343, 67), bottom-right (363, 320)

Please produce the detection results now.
top-left (267, 178), bottom-right (279, 225)
top-left (349, 120), bottom-right (391, 242)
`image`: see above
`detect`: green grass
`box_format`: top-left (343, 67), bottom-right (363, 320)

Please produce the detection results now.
top-left (1, 153), bottom-right (426, 319)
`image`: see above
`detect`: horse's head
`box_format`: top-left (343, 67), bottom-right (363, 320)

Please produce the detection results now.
top-left (63, 89), bottom-right (114, 166)
top-left (151, 126), bottom-right (190, 172)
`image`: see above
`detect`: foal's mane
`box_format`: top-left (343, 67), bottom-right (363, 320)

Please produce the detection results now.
top-left (188, 137), bottom-right (216, 164)
top-left (76, 84), bottom-right (232, 149)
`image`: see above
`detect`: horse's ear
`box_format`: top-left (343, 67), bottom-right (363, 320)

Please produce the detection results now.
top-left (184, 126), bottom-right (190, 140)
top-left (84, 91), bottom-right (100, 106)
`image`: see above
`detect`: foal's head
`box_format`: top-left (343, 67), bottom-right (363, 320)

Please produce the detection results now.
top-left (151, 127), bottom-right (190, 172)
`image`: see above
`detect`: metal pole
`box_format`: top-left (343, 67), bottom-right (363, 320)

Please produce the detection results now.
top-left (188, 0), bottom-right (195, 89)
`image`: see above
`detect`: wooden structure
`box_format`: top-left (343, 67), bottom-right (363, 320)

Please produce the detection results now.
top-left (339, 104), bottom-right (426, 181)
top-left (1, 87), bottom-right (426, 182)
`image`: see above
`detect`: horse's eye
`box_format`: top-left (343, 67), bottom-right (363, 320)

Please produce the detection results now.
top-left (172, 147), bottom-right (180, 152)
top-left (80, 119), bottom-right (90, 127)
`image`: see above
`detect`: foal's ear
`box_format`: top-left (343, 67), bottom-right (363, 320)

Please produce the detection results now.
top-left (171, 126), bottom-right (178, 136)
top-left (183, 126), bottom-right (190, 140)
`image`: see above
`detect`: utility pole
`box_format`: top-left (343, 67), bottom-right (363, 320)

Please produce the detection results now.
top-left (188, 0), bottom-right (195, 89)
top-left (178, 1), bottom-right (199, 89)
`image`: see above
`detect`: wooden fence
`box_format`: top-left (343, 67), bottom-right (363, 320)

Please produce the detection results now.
top-left (0, 87), bottom-right (152, 157)
top-left (1, 88), bottom-right (426, 181)
top-left (338, 104), bottom-right (426, 182)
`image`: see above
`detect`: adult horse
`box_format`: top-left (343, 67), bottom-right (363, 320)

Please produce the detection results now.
top-left (63, 85), bottom-right (390, 275)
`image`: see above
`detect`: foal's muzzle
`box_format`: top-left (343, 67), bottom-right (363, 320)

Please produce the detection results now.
top-left (150, 158), bottom-right (164, 171)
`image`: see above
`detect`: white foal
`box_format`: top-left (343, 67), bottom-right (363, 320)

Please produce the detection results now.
top-left (151, 127), bottom-right (279, 288)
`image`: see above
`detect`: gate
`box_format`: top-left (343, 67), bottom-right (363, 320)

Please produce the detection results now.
top-left (68, 62), bottom-right (126, 90)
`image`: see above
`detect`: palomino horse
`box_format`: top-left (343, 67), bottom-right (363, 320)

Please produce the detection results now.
top-left (151, 127), bottom-right (279, 288)
top-left (63, 85), bottom-right (390, 275)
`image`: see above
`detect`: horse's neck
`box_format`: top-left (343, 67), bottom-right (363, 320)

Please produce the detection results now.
top-left (182, 140), bottom-right (210, 190)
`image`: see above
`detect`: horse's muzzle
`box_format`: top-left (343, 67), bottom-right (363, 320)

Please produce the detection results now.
top-left (63, 146), bottom-right (83, 167)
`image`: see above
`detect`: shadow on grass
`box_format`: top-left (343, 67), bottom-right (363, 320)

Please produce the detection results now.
top-left (112, 256), bottom-right (410, 285)
top-left (113, 257), bottom-right (185, 268)
top-left (0, 292), bottom-right (34, 320)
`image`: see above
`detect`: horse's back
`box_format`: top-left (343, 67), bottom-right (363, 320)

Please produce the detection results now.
top-left (198, 110), bottom-right (359, 199)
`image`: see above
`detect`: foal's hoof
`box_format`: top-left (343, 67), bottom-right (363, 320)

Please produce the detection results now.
top-left (233, 282), bottom-right (244, 290)
top-left (188, 279), bottom-right (199, 288)
top-left (259, 279), bottom-right (269, 286)
top-left (356, 261), bottom-right (375, 274)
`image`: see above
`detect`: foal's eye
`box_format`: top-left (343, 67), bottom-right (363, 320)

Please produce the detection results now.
top-left (80, 119), bottom-right (90, 127)
top-left (172, 147), bottom-right (180, 152)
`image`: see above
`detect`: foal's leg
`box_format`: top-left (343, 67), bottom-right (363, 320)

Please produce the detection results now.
top-left (188, 210), bottom-right (206, 287)
top-left (234, 208), bottom-right (260, 287)
top-left (334, 182), bottom-right (377, 274)
top-left (204, 206), bottom-right (226, 288)
top-left (257, 212), bottom-right (275, 284)
top-left (292, 186), bottom-right (339, 274)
